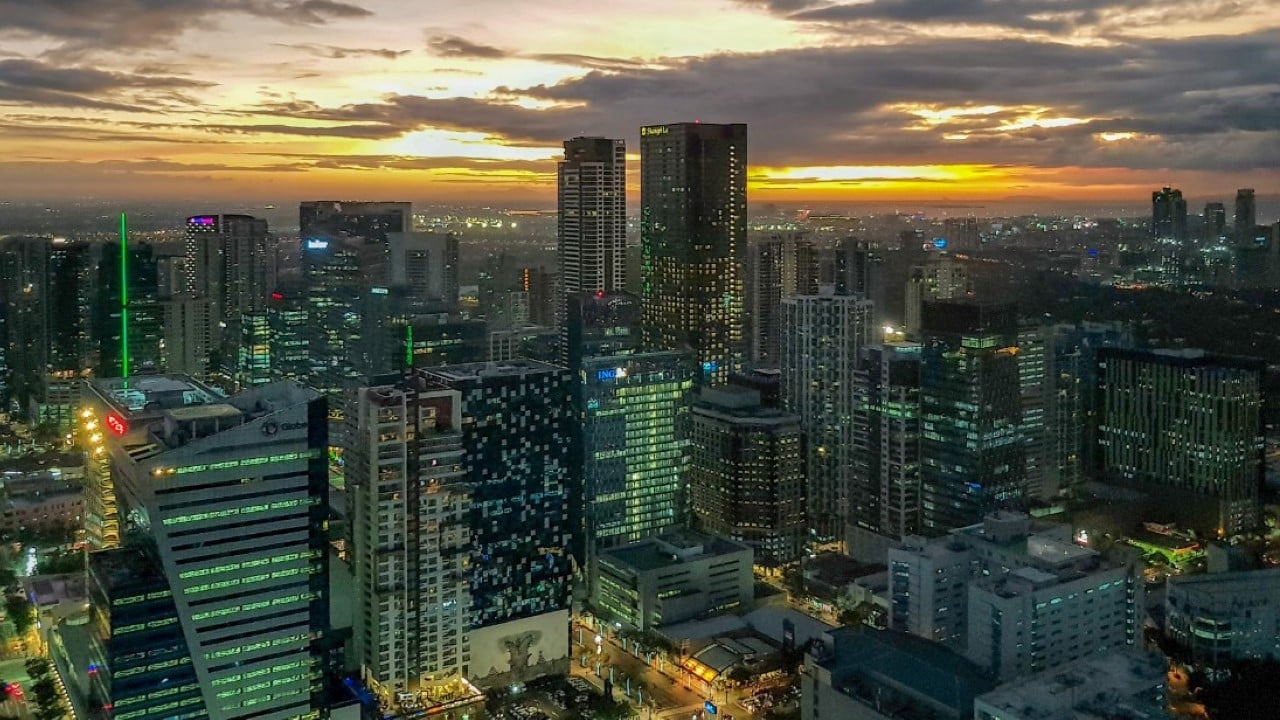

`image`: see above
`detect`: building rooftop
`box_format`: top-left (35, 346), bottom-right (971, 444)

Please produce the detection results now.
top-left (424, 359), bottom-right (564, 381)
top-left (88, 375), bottom-right (227, 416)
top-left (602, 531), bottom-right (751, 573)
top-left (820, 627), bottom-right (996, 715)
top-left (975, 651), bottom-right (1167, 720)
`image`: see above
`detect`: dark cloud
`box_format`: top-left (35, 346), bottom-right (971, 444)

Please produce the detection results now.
top-left (0, 58), bottom-right (214, 111)
top-left (740, 0), bottom-right (1257, 33)
top-left (426, 34), bottom-right (508, 59)
top-left (276, 43), bottom-right (410, 60)
top-left (528, 54), bottom-right (655, 71)
top-left (259, 30), bottom-right (1280, 174)
top-left (0, 0), bottom-right (372, 54)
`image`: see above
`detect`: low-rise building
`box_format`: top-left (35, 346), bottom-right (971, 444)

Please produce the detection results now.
top-left (973, 651), bottom-right (1168, 720)
top-left (1165, 567), bottom-right (1280, 666)
top-left (0, 474), bottom-right (84, 536)
top-left (593, 531), bottom-right (753, 632)
top-left (802, 627), bottom-right (995, 720)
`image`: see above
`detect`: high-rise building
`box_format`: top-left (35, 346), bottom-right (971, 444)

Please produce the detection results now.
top-left (640, 122), bottom-right (747, 386)
top-left (1046, 322), bottom-right (1135, 493)
top-left (345, 374), bottom-right (484, 715)
top-left (300, 201), bottom-right (409, 397)
top-left (184, 214), bottom-right (272, 382)
top-left (943, 217), bottom-right (982, 251)
top-left (919, 300), bottom-right (1026, 535)
top-left (1096, 348), bottom-right (1264, 535)
top-left (558, 137), bottom-right (627, 297)
top-left (161, 297), bottom-right (212, 377)
top-left (561, 291), bottom-right (642, 370)
top-left (1204, 202), bottom-right (1227, 243)
top-left (1018, 324), bottom-right (1050, 497)
top-left (581, 351), bottom-right (693, 556)
top-left (832, 238), bottom-right (885, 319)
top-left (849, 342), bottom-right (922, 562)
top-left (690, 387), bottom-right (805, 568)
top-left (86, 547), bottom-right (207, 719)
top-left (388, 231), bottom-right (459, 308)
top-left (782, 288), bottom-right (874, 545)
top-left (0, 237), bottom-right (50, 414)
top-left (80, 375), bottom-right (333, 718)
top-left (1151, 186), bottom-right (1188, 242)
top-left (747, 234), bottom-right (818, 366)
top-left (518, 265), bottom-right (556, 328)
top-left (420, 361), bottom-right (575, 687)
top-left (95, 239), bottom-right (163, 379)
top-left (267, 286), bottom-right (310, 382)
top-left (1234, 188), bottom-right (1257, 242)
top-left (46, 239), bottom-right (97, 375)
top-left (903, 257), bottom-right (968, 337)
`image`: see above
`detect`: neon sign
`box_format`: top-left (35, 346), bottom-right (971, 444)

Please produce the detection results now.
top-left (105, 413), bottom-right (128, 436)
top-left (933, 238), bottom-right (948, 249)
top-left (188, 216), bottom-right (216, 226)
top-left (305, 239), bottom-right (329, 250)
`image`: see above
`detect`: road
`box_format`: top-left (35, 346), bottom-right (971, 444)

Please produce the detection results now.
top-left (571, 624), bottom-right (756, 720)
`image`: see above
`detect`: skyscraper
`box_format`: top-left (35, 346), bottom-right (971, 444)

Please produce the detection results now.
top-left (849, 342), bottom-right (922, 561)
top-left (80, 375), bottom-right (333, 718)
top-left (919, 300), bottom-right (1026, 535)
top-left (1017, 324), bottom-right (1050, 497)
top-left (690, 386), bottom-right (805, 567)
top-left (421, 361), bottom-right (575, 687)
top-left (904, 257), bottom-right (968, 337)
top-left (1235, 188), bottom-right (1257, 242)
top-left (388, 231), bottom-right (460, 308)
top-left (301, 201), bottom-right (409, 398)
top-left (640, 122), bottom-right (747, 386)
top-left (1151, 186), bottom-right (1188, 242)
top-left (1204, 202), bottom-right (1227, 243)
top-left (184, 214), bottom-right (272, 382)
top-left (747, 233), bottom-right (818, 366)
top-left (781, 288), bottom-right (875, 545)
top-left (581, 351), bottom-right (693, 555)
top-left (346, 374), bottom-right (483, 715)
top-left (558, 137), bottom-right (627, 297)
top-left (1096, 348), bottom-right (1264, 535)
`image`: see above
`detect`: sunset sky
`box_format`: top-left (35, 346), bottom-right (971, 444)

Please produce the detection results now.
top-left (1, 0), bottom-right (1278, 207)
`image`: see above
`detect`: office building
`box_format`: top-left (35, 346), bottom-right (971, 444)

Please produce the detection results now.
top-left (1204, 202), bottom-right (1228, 242)
top-left (690, 387), bottom-right (805, 567)
top-left (903, 257), bottom-right (967, 337)
top-left (1235, 188), bottom-right (1256, 241)
top-left (184, 214), bottom-right (273, 382)
top-left (95, 239), bottom-right (163, 379)
top-left (345, 374), bottom-right (484, 714)
top-left (593, 531), bottom-right (753, 632)
top-left (943, 217), bottom-right (982, 251)
top-left (919, 300), bottom-right (1026, 535)
top-left (581, 351), bottom-right (693, 557)
top-left (832, 238), bottom-right (885, 322)
top-left (802, 627), bottom-right (996, 720)
top-left (1018, 324), bottom-right (1050, 497)
top-left (973, 652), bottom-right (1168, 720)
top-left (1096, 348), bottom-right (1264, 535)
top-left (849, 342), bottom-right (922, 562)
top-left (85, 547), bottom-right (207, 720)
top-left (782, 288), bottom-right (875, 544)
top-left (0, 237), bottom-right (50, 413)
top-left (388, 232), bottom-right (460, 308)
top-left (161, 297), bottom-right (213, 378)
top-left (888, 512), bottom-right (1141, 674)
top-left (267, 287), bottom-right (311, 382)
top-left (1152, 186), bottom-right (1188, 242)
top-left (640, 122), bottom-right (747, 386)
top-left (558, 137), bottom-right (627, 297)
top-left (300, 201), bottom-right (408, 397)
top-left (1047, 322), bottom-right (1135, 493)
top-left (46, 239), bottom-right (97, 375)
top-left (80, 375), bottom-right (332, 718)
top-left (563, 291), bottom-right (643, 370)
top-left (421, 361), bottom-right (575, 687)
top-left (747, 233), bottom-right (818, 366)
top-left (1165, 568), bottom-right (1280, 666)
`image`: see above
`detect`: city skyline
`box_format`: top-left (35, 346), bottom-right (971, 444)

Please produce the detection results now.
top-left (1, 1), bottom-right (1278, 203)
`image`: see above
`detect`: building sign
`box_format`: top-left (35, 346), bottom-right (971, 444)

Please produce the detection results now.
top-left (105, 413), bottom-right (128, 436)
top-left (641, 125), bottom-right (669, 137)
top-left (704, 701), bottom-right (718, 715)
top-left (305, 238), bottom-right (329, 250)
top-left (188, 216), bottom-right (216, 226)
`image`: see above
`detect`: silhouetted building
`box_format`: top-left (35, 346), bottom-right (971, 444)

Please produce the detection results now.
top-left (904, 257), bottom-right (967, 337)
top-left (388, 231), bottom-right (459, 308)
top-left (748, 234), bottom-right (818, 366)
top-left (1152, 186), bottom-right (1188, 243)
top-left (1235, 188), bottom-right (1256, 242)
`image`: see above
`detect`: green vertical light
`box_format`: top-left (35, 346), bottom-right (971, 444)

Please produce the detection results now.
top-left (120, 212), bottom-right (129, 379)
top-left (405, 324), bottom-right (413, 368)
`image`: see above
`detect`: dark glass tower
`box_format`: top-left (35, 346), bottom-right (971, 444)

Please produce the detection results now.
top-left (919, 300), bottom-right (1026, 535)
top-left (1151, 186), bottom-right (1188, 242)
top-left (640, 122), bottom-right (747, 386)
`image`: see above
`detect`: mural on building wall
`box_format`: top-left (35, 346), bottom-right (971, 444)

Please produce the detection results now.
top-left (470, 610), bottom-right (570, 688)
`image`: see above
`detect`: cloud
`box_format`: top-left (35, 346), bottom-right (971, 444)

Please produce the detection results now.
top-left (0, 0), bottom-right (373, 55)
top-left (426, 34), bottom-right (508, 59)
top-left (250, 29), bottom-right (1280, 175)
top-left (0, 58), bottom-right (215, 110)
top-left (276, 43), bottom-right (410, 60)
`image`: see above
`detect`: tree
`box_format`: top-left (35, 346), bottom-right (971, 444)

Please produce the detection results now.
top-left (6, 596), bottom-right (33, 636)
top-left (25, 657), bottom-right (51, 679)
